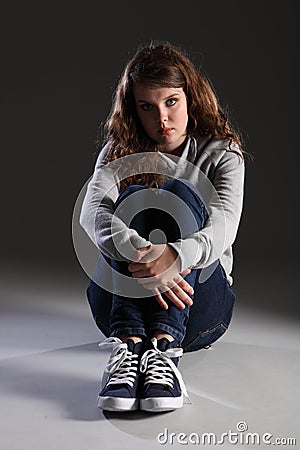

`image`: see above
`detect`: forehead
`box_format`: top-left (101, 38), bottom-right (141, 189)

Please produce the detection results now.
top-left (133, 84), bottom-right (184, 101)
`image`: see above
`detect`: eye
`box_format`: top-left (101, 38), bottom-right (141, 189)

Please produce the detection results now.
top-left (141, 103), bottom-right (153, 111)
top-left (166, 98), bottom-right (177, 106)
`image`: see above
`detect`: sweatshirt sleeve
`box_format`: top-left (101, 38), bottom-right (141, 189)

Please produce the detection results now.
top-left (168, 149), bottom-right (245, 271)
top-left (79, 144), bottom-right (151, 261)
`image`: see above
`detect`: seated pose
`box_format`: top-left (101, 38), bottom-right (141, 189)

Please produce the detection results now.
top-left (79, 41), bottom-right (246, 413)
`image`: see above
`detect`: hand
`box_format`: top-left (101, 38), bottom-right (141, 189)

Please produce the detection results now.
top-left (129, 244), bottom-right (181, 285)
top-left (128, 244), bottom-right (194, 310)
top-left (152, 272), bottom-right (194, 310)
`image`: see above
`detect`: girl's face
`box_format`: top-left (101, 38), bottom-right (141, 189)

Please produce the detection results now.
top-left (133, 84), bottom-right (189, 154)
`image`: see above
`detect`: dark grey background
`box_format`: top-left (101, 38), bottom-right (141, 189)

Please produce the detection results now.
top-left (1, 2), bottom-right (299, 315)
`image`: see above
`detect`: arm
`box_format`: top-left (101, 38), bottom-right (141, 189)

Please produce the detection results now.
top-left (168, 149), bottom-right (245, 272)
top-left (79, 143), bottom-right (151, 261)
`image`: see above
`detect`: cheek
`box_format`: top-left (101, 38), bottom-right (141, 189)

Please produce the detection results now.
top-left (175, 100), bottom-right (188, 116)
top-left (176, 106), bottom-right (188, 127)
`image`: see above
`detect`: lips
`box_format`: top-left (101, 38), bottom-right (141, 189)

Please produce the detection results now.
top-left (159, 127), bottom-right (172, 135)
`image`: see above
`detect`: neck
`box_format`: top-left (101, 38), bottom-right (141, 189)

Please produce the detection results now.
top-left (160, 136), bottom-right (189, 157)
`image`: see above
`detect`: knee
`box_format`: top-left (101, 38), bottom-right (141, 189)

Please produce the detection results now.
top-left (162, 178), bottom-right (199, 198)
top-left (115, 184), bottom-right (147, 207)
top-left (162, 178), bottom-right (207, 213)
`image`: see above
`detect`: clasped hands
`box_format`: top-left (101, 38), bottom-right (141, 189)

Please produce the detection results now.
top-left (128, 243), bottom-right (194, 310)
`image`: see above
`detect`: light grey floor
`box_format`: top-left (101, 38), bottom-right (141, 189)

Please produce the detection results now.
top-left (0, 264), bottom-right (299, 450)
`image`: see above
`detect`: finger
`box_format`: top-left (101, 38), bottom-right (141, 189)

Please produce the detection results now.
top-left (137, 274), bottom-right (193, 292)
top-left (169, 284), bottom-right (193, 306)
top-left (168, 274), bottom-right (194, 295)
top-left (153, 288), bottom-right (168, 310)
top-left (177, 279), bottom-right (194, 295)
top-left (162, 288), bottom-right (186, 310)
top-left (180, 268), bottom-right (191, 275)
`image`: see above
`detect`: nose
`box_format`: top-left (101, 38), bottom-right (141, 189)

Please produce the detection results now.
top-left (156, 105), bottom-right (168, 125)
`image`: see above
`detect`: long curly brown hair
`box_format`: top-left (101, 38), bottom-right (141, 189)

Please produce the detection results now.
top-left (98, 40), bottom-right (247, 190)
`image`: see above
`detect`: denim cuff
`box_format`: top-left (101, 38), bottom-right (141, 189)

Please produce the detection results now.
top-left (110, 327), bottom-right (147, 339)
top-left (148, 321), bottom-right (185, 343)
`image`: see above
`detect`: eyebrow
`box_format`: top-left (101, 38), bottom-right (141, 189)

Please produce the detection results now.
top-left (136, 92), bottom-right (181, 104)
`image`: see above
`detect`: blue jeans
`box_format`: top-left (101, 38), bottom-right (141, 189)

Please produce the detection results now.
top-left (87, 179), bottom-right (235, 352)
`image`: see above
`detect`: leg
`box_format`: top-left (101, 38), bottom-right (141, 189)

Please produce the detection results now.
top-left (146, 178), bottom-right (235, 351)
top-left (141, 177), bottom-right (208, 344)
top-left (109, 185), bottom-right (155, 340)
top-left (97, 185), bottom-right (157, 411)
top-left (129, 179), bottom-right (235, 410)
top-left (126, 178), bottom-right (206, 411)
top-left (182, 263), bottom-right (235, 352)
top-left (87, 185), bottom-right (154, 341)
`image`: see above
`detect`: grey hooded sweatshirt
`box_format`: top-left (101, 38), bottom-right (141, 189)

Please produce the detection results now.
top-left (79, 135), bottom-right (245, 285)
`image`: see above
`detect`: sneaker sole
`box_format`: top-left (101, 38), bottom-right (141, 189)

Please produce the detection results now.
top-left (140, 395), bottom-right (183, 412)
top-left (97, 396), bottom-right (139, 412)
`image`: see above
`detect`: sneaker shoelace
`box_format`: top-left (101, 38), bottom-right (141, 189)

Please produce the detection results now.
top-left (140, 338), bottom-right (190, 401)
top-left (98, 337), bottom-right (139, 388)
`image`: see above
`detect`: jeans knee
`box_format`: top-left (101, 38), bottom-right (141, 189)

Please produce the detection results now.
top-left (115, 184), bottom-right (147, 207)
top-left (162, 178), bottom-right (202, 200)
top-left (162, 178), bottom-right (207, 225)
